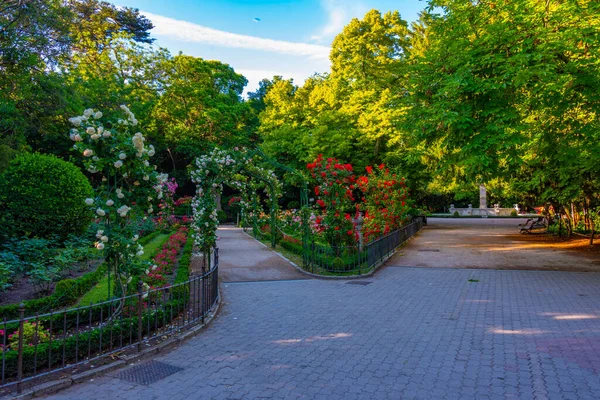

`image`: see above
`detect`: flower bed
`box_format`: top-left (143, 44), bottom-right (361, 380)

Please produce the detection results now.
top-left (0, 229), bottom-right (197, 383)
top-left (143, 227), bottom-right (189, 289)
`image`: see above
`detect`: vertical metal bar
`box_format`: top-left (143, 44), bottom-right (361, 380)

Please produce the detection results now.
top-left (109, 300), bottom-right (114, 352)
top-left (162, 290), bottom-right (167, 330)
top-left (153, 296), bottom-right (158, 335)
top-left (75, 307), bottom-right (80, 364)
top-left (147, 296), bottom-right (151, 339)
top-left (88, 305), bottom-right (93, 360)
top-left (137, 281), bottom-right (143, 352)
top-left (48, 310), bottom-right (53, 372)
top-left (62, 311), bottom-right (67, 369)
top-left (2, 317), bottom-right (6, 385)
top-left (201, 273), bottom-right (206, 323)
top-left (33, 313), bottom-right (39, 376)
top-left (192, 276), bottom-right (197, 321)
top-left (169, 287), bottom-right (173, 333)
top-left (99, 306), bottom-right (104, 355)
top-left (16, 304), bottom-right (25, 394)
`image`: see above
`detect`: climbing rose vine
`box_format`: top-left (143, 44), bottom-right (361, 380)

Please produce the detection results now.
top-left (69, 105), bottom-right (163, 296)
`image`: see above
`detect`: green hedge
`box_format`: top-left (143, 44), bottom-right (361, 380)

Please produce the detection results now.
top-left (0, 153), bottom-right (93, 241)
top-left (0, 264), bottom-right (107, 321)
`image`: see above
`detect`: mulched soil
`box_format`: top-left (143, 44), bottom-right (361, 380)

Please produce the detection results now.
top-left (0, 259), bottom-right (103, 306)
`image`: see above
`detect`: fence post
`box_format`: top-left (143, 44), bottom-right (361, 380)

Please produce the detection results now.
top-left (137, 280), bottom-right (143, 352)
top-left (16, 303), bottom-right (25, 394)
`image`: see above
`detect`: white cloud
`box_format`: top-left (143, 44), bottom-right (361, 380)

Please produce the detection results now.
top-left (143, 11), bottom-right (330, 60)
top-left (311, 0), bottom-right (368, 43)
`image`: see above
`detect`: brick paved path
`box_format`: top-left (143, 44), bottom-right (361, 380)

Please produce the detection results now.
top-left (47, 266), bottom-right (600, 399)
top-left (217, 226), bottom-right (306, 282)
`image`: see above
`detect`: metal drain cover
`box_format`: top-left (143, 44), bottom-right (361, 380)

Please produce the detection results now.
top-left (418, 249), bottom-right (440, 252)
top-left (346, 281), bottom-right (372, 286)
top-left (115, 360), bottom-right (183, 385)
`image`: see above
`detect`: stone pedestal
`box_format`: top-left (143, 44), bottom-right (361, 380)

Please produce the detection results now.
top-left (479, 185), bottom-right (487, 209)
top-left (354, 215), bottom-right (364, 251)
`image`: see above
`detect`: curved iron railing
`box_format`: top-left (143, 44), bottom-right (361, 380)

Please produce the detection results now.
top-left (0, 249), bottom-right (219, 394)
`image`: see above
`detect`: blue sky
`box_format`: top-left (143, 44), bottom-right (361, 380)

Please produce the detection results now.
top-left (116, 0), bottom-right (428, 95)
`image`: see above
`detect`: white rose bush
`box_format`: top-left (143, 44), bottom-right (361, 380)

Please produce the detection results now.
top-left (69, 105), bottom-right (161, 299)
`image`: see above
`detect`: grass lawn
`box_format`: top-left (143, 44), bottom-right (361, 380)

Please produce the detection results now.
top-left (77, 231), bottom-right (173, 305)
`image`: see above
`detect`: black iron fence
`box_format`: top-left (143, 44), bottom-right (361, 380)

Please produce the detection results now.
top-left (302, 218), bottom-right (424, 275)
top-left (366, 218), bottom-right (424, 269)
top-left (0, 249), bottom-right (219, 394)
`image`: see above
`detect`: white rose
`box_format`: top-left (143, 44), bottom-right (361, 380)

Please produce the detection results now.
top-left (119, 153), bottom-right (127, 160)
top-left (92, 156), bottom-right (99, 161)
top-left (151, 265), bottom-right (157, 271)
top-left (86, 127), bottom-right (95, 134)
top-left (90, 134), bottom-right (100, 140)
top-left (114, 160), bottom-right (123, 168)
top-left (102, 131), bottom-right (111, 138)
top-left (96, 230), bottom-right (103, 238)
top-left (83, 149), bottom-right (93, 157)
top-left (85, 198), bottom-right (94, 206)
top-left (127, 276), bottom-right (132, 284)
top-left (83, 108), bottom-right (93, 117)
top-left (134, 181), bottom-right (140, 186)
top-left (136, 250), bottom-right (144, 257)
top-left (117, 192), bottom-right (125, 199)
top-left (143, 161), bottom-right (149, 167)
top-left (101, 235), bottom-right (108, 242)
top-left (94, 111), bottom-right (103, 119)
top-left (143, 175), bottom-right (149, 181)
top-left (106, 199), bottom-right (114, 206)
top-left (96, 242), bottom-right (105, 250)
top-left (68, 117), bottom-right (82, 126)
top-left (145, 269), bottom-right (150, 275)
top-left (96, 208), bottom-right (106, 216)
top-left (132, 234), bottom-right (139, 242)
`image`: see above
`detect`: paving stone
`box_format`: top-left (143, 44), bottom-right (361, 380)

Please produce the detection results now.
top-left (44, 267), bottom-right (600, 399)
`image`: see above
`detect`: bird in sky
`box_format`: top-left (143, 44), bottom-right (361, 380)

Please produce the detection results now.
top-left (253, 17), bottom-right (261, 22)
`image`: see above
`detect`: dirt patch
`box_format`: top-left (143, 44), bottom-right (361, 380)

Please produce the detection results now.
top-left (0, 259), bottom-right (103, 306)
top-left (385, 218), bottom-right (600, 272)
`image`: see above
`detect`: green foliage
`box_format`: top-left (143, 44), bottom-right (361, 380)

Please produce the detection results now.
top-left (0, 153), bottom-right (93, 241)
top-left (0, 262), bottom-right (15, 293)
top-left (452, 211), bottom-right (460, 218)
top-left (7, 321), bottom-right (51, 350)
top-left (510, 210), bottom-right (518, 218)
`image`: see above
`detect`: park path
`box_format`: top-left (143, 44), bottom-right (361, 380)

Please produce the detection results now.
top-left (42, 220), bottom-right (600, 399)
top-left (386, 218), bottom-right (600, 272)
top-left (216, 226), bottom-right (307, 282)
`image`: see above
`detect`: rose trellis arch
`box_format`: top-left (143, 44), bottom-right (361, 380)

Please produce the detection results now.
top-left (190, 147), bottom-right (285, 265)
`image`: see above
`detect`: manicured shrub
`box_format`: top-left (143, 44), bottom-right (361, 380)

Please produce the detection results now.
top-left (452, 211), bottom-right (460, 218)
top-left (0, 153), bottom-right (93, 241)
top-left (510, 210), bottom-right (518, 217)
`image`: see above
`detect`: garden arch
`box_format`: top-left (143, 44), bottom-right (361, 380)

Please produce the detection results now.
top-left (190, 147), bottom-right (308, 264)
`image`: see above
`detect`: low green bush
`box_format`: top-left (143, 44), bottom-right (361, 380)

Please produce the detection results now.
top-left (0, 153), bottom-right (93, 241)
top-left (510, 210), bottom-right (518, 217)
top-left (452, 211), bottom-right (460, 218)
